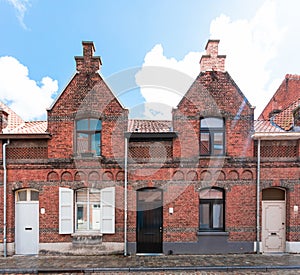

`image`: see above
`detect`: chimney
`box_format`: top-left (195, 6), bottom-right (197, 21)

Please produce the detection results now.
top-left (75, 41), bottom-right (102, 73)
top-left (0, 108), bottom-right (8, 132)
top-left (200, 40), bottom-right (226, 72)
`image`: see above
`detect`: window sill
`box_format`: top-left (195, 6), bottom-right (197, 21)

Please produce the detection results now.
top-left (197, 231), bottom-right (229, 236)
top-left (199, 155), bottom-right (227, 159)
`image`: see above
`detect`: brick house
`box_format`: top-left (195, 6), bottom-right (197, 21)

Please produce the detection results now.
top-left (0, 40), bottom-right (299, 256)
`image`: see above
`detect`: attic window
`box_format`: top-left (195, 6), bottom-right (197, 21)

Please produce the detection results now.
top-left (76, 118), bottom-right (102, 156)
top-left (200, 117), bottom-right (225, 156)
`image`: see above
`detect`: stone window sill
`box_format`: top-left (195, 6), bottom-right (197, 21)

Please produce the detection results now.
top-left (197, 231), bottom-right (229, 236)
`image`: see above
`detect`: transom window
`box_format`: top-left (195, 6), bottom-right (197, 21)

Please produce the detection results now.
top-left (16, 189), bottom-right (39, 202)
top-left (199, 187), bottom-right (225, 231)
top-left (200, 117), bottom-right (225, 156)
top-left (76, 118), bottom-right (102, 156)
top-left (76, 188), bottom-right (101, 231)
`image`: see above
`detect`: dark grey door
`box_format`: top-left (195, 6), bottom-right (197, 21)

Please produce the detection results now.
top-left (137, 188), bottom-right (163, 253)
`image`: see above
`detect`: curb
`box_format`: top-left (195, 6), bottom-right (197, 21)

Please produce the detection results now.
top-left (1, 265), bottom-right (300, 274)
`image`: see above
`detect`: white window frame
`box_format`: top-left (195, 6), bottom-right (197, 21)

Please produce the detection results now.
top-left (59, 187), bottom-right (115, 235)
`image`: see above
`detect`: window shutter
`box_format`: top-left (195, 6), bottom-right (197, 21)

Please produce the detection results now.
top-left (59, 187), bottom-right (74, 234)
top-left (100, 187), bottom-right (115, 234)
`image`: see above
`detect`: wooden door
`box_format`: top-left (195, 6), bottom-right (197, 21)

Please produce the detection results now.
top-left (262, 201), bottom-right (286, 253)
top-left (136, 188), bottom-right (163, 254)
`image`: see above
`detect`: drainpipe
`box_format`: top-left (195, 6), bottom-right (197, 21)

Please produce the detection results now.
top-left (256, 138), bottom-right (261, 254)
top-left (3, 139), bottom-right (10, 257)
top-left (124, 137), bottom-right (128, 256)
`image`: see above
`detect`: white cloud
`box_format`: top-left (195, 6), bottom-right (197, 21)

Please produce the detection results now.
top-left (209, 0), bottom-right (285, 117)
top-left (135, 44), bottom-right (202, 119)
top-left (137, 0), bottom-right (289, 119)
top-left (0, 56), bottom-right (58, 120)
top-left (6, 0), bottom-right (30, 29)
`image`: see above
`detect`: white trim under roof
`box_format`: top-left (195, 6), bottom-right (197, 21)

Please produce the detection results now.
top-left (252, 132), bottom-right (300, 140)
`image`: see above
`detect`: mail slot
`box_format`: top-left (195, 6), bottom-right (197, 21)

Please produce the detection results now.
top-left (271, 232), bottom-right (277, 236)
top-left (25, 227), bottom-right (32, 231)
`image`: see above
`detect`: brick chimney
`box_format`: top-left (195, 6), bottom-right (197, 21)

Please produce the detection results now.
top-left (200, 40), bottom-right (226, 72)
top-left (75, 41), bottom-right (102, 73)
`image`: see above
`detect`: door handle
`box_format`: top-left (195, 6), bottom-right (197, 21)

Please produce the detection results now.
top-left (270, 232), bottom-right (277, 236)
top-left (25, 227), bottom-right (32, 231)
top-left (159, 227), bottom-right (162, 233)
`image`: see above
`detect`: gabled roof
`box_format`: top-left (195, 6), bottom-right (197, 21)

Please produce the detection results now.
top-left (7, 121), bottom-right (47, 134)
top-left (254, 120), bottom-right (284, 133)
top-left (128, 119), bottom-right (173, 133)
top-left (0, 101), bottom-right (48, 135)
top-left (0, 101), bottom-right (24, 132)
top-left (273, 98), bottom-right (300, 131)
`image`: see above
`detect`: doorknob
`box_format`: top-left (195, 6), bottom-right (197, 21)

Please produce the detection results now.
top-left (159, 227), bottom-right (162, 233)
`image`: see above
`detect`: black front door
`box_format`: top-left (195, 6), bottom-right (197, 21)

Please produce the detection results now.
top-left (137, 188), bottom-right (163, 253)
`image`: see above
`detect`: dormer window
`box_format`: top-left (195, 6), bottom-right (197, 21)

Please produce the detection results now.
top-left (200, 117), bottom-right (225, 156)
top-left (293, 106), bottom-right (300, 130)
top-left (76, 118), bottom-right (102, 156)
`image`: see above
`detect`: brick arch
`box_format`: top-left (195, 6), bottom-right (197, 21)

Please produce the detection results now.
top-left (215, 170), bottom-right (226, 181)
top-left (102, 171), bottom-right (114, 181)
top-left (241, 170), bottom-right (253, 180)
top-left (12, 182), bottom-right (42, 191)
top-left (172, 170), bottom-right (184, 181)
top-left (74, 171), bottom-right (86, 182)
top-left (187, 170), bottom-right (198, 181)
top-left (88, 171), bottom-right (100, 181)
top-left (200, 170), bottom-right (212, 181)
top-left (47, 171), bottom-right (59, 182)
top-left (61, 171), bottom-right (73, 182)
top-left (228, 170), bottom-right (239, 180)
top-left (116, 171), bottom-right (125, 181)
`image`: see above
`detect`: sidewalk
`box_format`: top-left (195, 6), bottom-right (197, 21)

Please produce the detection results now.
top-left (0, 253), bottom-right (300, 273)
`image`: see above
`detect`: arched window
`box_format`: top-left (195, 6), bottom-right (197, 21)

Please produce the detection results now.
top-left (200, 117), bottom-right (225, 156)
top-left (76, 118), bottom-right (101, 156)
top-left (199, 187), bottom-right (225, 231)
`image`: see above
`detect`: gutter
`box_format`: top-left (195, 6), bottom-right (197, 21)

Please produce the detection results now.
top-left (124, 137), bottom-right (128, 256)
top-left (256, 139), bottom-right (261, 254)
top-left (3, 139), bottom-right (10, 257)
top-left (252, 132), bottom-right (300, 140)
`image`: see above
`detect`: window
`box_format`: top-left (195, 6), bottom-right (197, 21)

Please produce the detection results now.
top-left (76, 118), bottom-right (101, 156)
top-left (200, 117), bottom-right (225, 156)
top-left (59, 187), bottom-right (115, 234)
top-left (199, 188), bottom-right (224, 231)
top-left (16, 189), bottom-right (39, 202)
top-left (76, 188), bottom-right (101, 231)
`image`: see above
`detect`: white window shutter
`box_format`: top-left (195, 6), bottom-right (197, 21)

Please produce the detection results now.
top-left (59, 187), bottom-right (74, 234)
top-left (100, 187), bottom-right (115, 234)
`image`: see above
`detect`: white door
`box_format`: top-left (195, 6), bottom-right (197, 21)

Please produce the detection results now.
top-left (262, 201), bottom-right (285, 253)
top-left (15, 190), bottom-right (39, 255)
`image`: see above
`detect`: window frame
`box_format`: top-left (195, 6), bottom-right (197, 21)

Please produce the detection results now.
top-left (75, 188), bottom-right (101, 232)
top-left (76, 118), bottom-right (102, 157)
top-left (200, 117), bottom-right (225, 156)
top-left (59, 187), bottom-right (115, 235)
top-left (199, 187), bottom-right (225, 232)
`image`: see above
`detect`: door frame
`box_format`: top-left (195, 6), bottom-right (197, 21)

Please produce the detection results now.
top-left (15, 189), bottom-right (39, 255)
top-left (136, 187), bottom-right (163, 254)
top-left (261, 187), bottom-right (286, 253)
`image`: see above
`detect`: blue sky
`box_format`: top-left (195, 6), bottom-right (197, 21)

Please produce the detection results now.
top-left (0, 0), bottom-right (299, 120)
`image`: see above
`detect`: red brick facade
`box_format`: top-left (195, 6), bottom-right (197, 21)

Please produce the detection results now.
top-left (0, 40), bottom-right (299, 256)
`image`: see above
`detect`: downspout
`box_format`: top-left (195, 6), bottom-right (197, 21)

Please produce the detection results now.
top-left (124, 136), bottom-right (128, 256)
top-left (256, 138), bottom-right (261, 254)
top-left (3, 139), bottom-right (10, 257)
